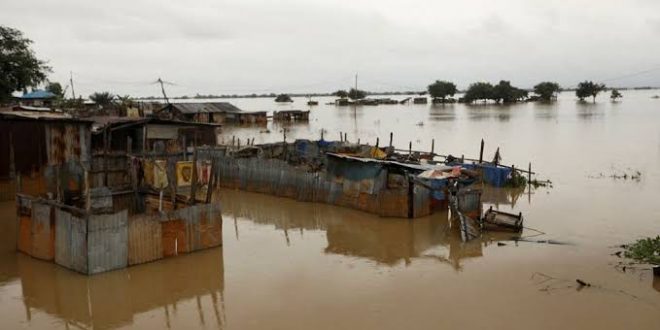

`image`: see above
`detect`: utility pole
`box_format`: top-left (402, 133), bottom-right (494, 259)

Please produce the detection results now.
top-left (70, 71), bottom-right (76, 99)
top-left (157, 77), bottom-right (170, 104)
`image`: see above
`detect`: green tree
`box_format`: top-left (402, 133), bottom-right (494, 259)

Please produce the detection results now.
top-left (0, 26), bottom-right (51, 103)
top-left (610, 89), bottom-right (623, 101)
top-left (347, 88), bottom-right (366, 100)
top-left (427, 80), bottom-right (457, 102)
top-left (334, 90), bottom-right (348, 98)
top-left (533, 82), bottom-right (561, 101)
top-left (463, 82), bottom-right (494, 103)
top-left (275, 94), bottom-right (292, 102)
top-left (492, 80), bottom-right (528, 103)
top-left (89, 91), bottom-right (115, 106)
top-left (46, 82), bottom-right (64, 98)
top-left (576, 81), bottom-right (606, 102)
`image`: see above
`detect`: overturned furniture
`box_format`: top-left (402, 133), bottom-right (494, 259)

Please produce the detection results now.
top-left (482, 207), bottom-right (524, 232)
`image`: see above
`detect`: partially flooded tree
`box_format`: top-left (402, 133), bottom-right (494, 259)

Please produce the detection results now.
top-left (492, 80), bottom-right (528, 103)
top-left (533, 82), bottom-right (560, 101)
top-left (334, 90), bottom-right (348, 98)
top-left (275, 94), bottom-right (292, 102)
top-left (347, 88), bottom-right (366, 100)
top-left (610, 89), bottom-right (623, 101)
top-left (89, 91), bottom-right (115, 106)
top-left (576, 81), bottom-right (606, 102)
top-left (427, 80), bottom-right (457, 102)
top-left (463, 82), bottom-right (494, 103)
top-left (0, 26), bottom-right (51, 103)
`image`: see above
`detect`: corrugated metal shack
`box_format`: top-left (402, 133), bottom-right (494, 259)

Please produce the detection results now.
top-left (0, 111), bottom-right (93, 201)
top-left (157, 102), bottom-right (268, 125)
top-left (10, 115), bottom-right (223, 275)
top-left (198, 140), bottom-right (435, 218)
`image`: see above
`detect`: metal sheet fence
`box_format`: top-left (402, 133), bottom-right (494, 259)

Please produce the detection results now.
top-left (212, 155), bottom-right (419, 217)
top-left (87, 211), bottom-right (128, 274)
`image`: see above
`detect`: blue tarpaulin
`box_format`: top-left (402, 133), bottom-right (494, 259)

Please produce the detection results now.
top-left (479, 164), bottom-right (511, 187)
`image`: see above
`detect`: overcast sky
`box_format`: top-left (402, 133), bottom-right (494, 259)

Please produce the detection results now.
top-left (3, 0), bottom-right (660, 97)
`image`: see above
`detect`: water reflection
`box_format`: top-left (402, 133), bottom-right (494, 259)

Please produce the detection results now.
top-left (576, 101), bottom-right (606, 120)
top-left (219, 189), bottom-right (514, 271)
top-left (531, 102), bottom-right (559, 120)
top-left (428, 104), bottom-right (456, 121)
top-left (464, 104), bottom-right (515, 122)
top-left (16, 247), bottom-right (225, 329)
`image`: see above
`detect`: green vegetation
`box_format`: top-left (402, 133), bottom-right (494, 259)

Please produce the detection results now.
top-left (533, 82), bottom-right (561, 101)
top-left (347, 88), bottom-right (366, 100)
top-left (427, 80), bottom-right (457, 102)
top-left (275, 94), bottom-right (292, 102)
top-left (334, 90), bottom-right (348, 98)
top-left (89, 91), bottom-right (115, 106)
top-left (0, 26), bottom-right (51, 103)
top-left (492, 80), bottom-right (528, 103)
top-left (463, 82), bottom-right (494, 103)
top-left (610, 89), bottom-right (623, 101)
top-left (576, 81), bottom-right (606, 102)
top-left (46, 82), bottom-right (64, 98)
top-left (624, 236), bottom-right (660, 265)
top-left (462, 80), bottom-right (527, 104)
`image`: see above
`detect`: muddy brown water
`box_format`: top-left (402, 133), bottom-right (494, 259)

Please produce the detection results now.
top-left (2, 91), bottom-right (660, 329)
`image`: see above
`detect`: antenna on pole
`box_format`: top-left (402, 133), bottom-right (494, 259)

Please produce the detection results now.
top-left (70, 71), bottom-right (76, 99)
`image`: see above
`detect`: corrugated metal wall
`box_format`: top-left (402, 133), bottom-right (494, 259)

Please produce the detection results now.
top-left (211, 155), bottom-right (420, 217)
top-left (55, 208), bottom-right (88, 274)
top-left (87, 211), bottom-right (128, 274)
top-left (128, 215), bottom-right (163, 265)
top-left (30, 201), bottom-right (55, 260)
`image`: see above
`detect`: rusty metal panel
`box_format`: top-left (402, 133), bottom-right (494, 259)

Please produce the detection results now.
top-left (54, 208), bottom-right (88, 274)
top-left (30, 201), bottom-right (55, 260)
top-left (161, 219), bottom-right (187, 257)
top-left (127, 215), bottom-right (163, 265)
top-left (17, 215), bottom-right (32, 255)
top-left (87, 210), bottom-right (128, 274)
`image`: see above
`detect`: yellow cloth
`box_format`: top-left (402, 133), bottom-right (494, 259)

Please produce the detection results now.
top-left (153, 160), bottom-right (168, 189)
top-left (369, 147), bottom-right (387, 159)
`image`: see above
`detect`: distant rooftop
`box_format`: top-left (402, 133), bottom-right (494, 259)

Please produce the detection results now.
top-left (19, 90), bottom-right (57, 99)
top-left (170, 102), bottom-right (242, 114)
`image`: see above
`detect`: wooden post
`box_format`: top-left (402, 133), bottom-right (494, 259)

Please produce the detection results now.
top-left (408, 141), bottom-right (412, 155)
top-left (84, 169), bottom-right (91, 211)
top-left (528, 162), bottom-right (532, 184)
top-left (344, 132), bottom-right (347, 142)
top-left (205, 157), bottom-right (216, 203)
top-left (169, 159), bottom-right (177, 210)
top-left (231, 136), bottom-right (235, 146)
top-left (431, 139), bottom-right (435, 155)
top-left (357, 138), bottom-right (360, 145)
top-left (237, 138), bottom-right (241, 148)
top-left (339, 132), bottom-right (343, 142)
top-left (479, 138), bottom-right (484, 163)
top-left (127, 136), bottom-right (133, 155)
top-left (389, 132), bottom-right (393, 147)
top-left (182, 136), bottom-right (186, 160)
top-left (320, 130), bottom-right (324, 140)
top-left (376, 137), bottom-right (379, 148)
top-left (190, 149), bottom-right (198, 205)
top-left (16, 172), bottom-right (22, 193)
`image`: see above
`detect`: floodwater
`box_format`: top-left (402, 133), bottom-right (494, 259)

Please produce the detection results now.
top-left (2, 90), bottom-right (660, 329)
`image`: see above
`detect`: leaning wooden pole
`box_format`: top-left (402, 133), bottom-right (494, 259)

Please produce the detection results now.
top-left (479, 138), bottom-right (484, 163)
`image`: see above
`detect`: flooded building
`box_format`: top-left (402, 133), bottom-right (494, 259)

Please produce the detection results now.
top-left (17, 90), bottom-right (57, 108)
top-left (157, 102), bottom-right (267, 125)
top-left (4, 112), bottom-right (223, 275)
top-left (273, 110), bottom-right (310, 122)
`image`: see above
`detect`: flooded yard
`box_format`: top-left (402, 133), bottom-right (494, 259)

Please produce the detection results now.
top-left (1, 90), bottom-right (660, 329)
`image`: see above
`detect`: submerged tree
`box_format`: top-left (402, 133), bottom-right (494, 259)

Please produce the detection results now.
top-left (533, 82), bottom-right (561, 101)
top-left (275, 94), bottom-right (292, 102)
top-left (0, 26), bottom-right (51, 103)
top-left (89, 91), bottom-right (115, 106)
top-left (576, 81), bottom-right (606, 102)
top-left (334, 90), bottom-right (348, 98)
top-left (347, 88), bottom-right (366, 100)
top-left (427, 80), bottom-right (457, 102)
top-left (610, 89), bottom-right (623, 101)
top-left (463, 82), bottom-right (494, 103)
top-left (492, 80), bottom-right (528, 103)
